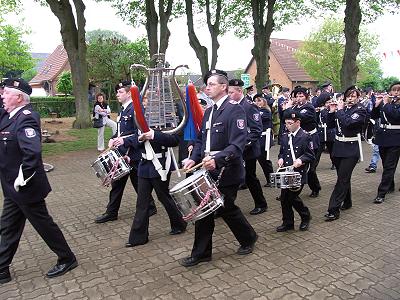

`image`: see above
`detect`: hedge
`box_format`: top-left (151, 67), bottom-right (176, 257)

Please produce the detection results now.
top-left (30, 97), bottom-right (120, 118)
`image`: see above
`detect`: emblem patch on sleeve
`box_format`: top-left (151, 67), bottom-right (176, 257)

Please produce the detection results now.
top-left (351, 113), bottom-right (359, 120)
top-left (253, 113), bottom-right (260, 121)
top-left (237, 119), bottom-right (245, 129)
top-left (25, 128), bottom-right (36, 138)
top-left (300, 109), bottom-right (307, 114)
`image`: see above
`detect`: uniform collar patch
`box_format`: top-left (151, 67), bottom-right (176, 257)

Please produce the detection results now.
top-left (22, 110), bottom-right (31, 115)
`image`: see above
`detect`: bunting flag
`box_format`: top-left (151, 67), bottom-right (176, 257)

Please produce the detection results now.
top-left (183, 83), bottom-right (204, 141)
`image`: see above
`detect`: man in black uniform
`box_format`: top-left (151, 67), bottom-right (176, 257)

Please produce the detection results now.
top-left (276, 109), bottom-right (314, 232)
top-left (95, 81), bottom-right (156, 223)
top-left (283, 87), bottom-right (321, 197)
top-left (124, 117), bottom-right (187, 247)
top-left (325, 85), bottom-right (366, 220)
top-left (371, 82), bottom-right (400, 204)
top-left (244, 85), bottom-right (254, 102)
top-left (228, 79), bottom-right (267, 215)
top-left (262, 84), bottom-right (275, 109)
top-left (181, 70), bottom-right (258, 267)
top-left (0, 79), bottom-right (77, 284)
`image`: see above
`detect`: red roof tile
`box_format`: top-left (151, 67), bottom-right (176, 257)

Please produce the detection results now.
top-left (30, 44), bottom-right (69, 84)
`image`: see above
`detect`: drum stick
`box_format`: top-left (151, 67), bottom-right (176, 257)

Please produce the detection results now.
top-left (184, 161), bottom-right (204, 174)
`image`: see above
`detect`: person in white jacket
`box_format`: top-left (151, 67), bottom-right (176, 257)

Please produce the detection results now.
top-left (93, 92), bottom-right (117, 151)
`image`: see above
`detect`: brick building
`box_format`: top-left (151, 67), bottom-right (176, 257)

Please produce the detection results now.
top-left (245, 38), bottom-right (318, 92)
top-left (30, 44), bottom-right (70, 96)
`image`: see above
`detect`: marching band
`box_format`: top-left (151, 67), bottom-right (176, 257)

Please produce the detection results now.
top-left (0, 71), bottom-right (399, 283)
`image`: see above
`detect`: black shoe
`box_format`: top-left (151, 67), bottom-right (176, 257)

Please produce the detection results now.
top-left (299, 220), bottom-right (310, 231)
top-left (276, 224), bottom-right (294, 232)
top-left (249, 207), bottom-right (267, 215)
top-left (0, 268), bottom-right (11, 284)
top-left (373, 197), bottom-right (385, 204)
top-left (46, 259), bottom-right (78, 278)
top-left (324, 212), bottom-right (340, 221)
top-left (309, 191), bottom-right (319, 198)
top-left (340, 204), bottom-right (352, 211)
top-left (148, 208), bottom-right (157, 217)
top-left (264, 182), bottom-right (272, 187)
top-left (179, 256), bottom-right (211, 267)
top-left (237, 234), bottom-right (258, 255)
top-left (365, 166), bottom-right (376, 173)
top-left (239, 184), bottom-right (248, 190)
top-left (169, 226), bottom-right (187, 235)
top-left (95, 212), bottom-right (118, 224)
top-left (330, 164), bottom-right (336, 170)
top-left (125, 239), bottom-right (149, 248)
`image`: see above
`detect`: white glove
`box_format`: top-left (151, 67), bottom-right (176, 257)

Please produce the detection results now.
top-left (13, 164), bottom-right (35, 192)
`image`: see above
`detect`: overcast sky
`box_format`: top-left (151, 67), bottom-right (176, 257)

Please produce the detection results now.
top-left (10, 0), bottom-right (400, 78)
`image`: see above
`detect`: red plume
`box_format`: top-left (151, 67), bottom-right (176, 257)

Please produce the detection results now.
top-left (187, 83), bottom-right (203, 132)
top-left (130, 85), bottom-right (150, 132)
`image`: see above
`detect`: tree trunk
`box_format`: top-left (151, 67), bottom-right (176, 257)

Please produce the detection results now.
top-left (185, 0), bottom-right (209, 76)
top-left (340, 0), bottom-right (361, 90)
top-left (159, 0), bottom-right (173, 55)
top-left (46, 0), bottom-right (91, 129)
top-left (206, 0), bottom-right (221, 70)
top-left (251, 0), bottom-right (275, 91)
top-left (145, 0), bottom-right (159, 66)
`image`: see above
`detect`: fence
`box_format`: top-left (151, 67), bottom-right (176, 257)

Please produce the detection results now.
top-left (30, 97), bottom-right (120, 118)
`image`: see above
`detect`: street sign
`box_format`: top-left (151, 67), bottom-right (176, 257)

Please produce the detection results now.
top-left (241, 73), bottom-right (251, 88)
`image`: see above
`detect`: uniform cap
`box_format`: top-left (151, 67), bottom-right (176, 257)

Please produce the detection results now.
top-left (228, 79), bottom-right (244, 87)
top-left (5, 78), bottom-right (32, 95)
top-left (388, 81), bottom-right (400, 91)
top-left (344, 85), bottom-right (361, 98)
top-left (321, 81), bottom-right (332, 89)
top-left (115, 80), bottom-right (131, 92)
top-left (292, 86), bottom-right (310, 98)
top-left (283, 109), bottom-right (301, 121)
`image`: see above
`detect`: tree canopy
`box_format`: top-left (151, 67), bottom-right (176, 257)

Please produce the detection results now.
top-left (0, 22), bottom-right (34, 78)
top-left (295, 18), bottom-right (381, 90)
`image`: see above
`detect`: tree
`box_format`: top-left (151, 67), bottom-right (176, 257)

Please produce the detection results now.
top-left (21, 67), bottom-right (37, 82)
top-left (311, 0), bottom-right (400, 89)
top-left (295, 18), bottom-right (382, 90)
top-left (0, 23), bottom-right (34, 78)
top-left (45, 0), bottom-right (90, 129)
top-left (86, 29), bottom-right (149, 99)
top-left (56, 71), bottom-right (73, 96)
top-left (100, 0), bottom-right (184, 65)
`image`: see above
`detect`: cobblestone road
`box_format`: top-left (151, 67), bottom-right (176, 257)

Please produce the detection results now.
top-left (1, 144), bottom-right (399, 299)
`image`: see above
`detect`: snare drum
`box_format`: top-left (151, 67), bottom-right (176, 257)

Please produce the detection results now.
top-left (170, 169), bottom-right (224, 222)
top-left (91, 148), bottom-right (131, 186)
top-left (270, 171), bottom-right (301, 189)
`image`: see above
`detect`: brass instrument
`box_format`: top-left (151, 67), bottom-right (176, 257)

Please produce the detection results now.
top-left (130, 53), bottom-right (189, 135)
top-left (270, 83), bottom-right (282, 100)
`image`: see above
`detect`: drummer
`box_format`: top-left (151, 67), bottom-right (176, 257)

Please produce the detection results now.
top-left (181, 69), bottom-right (258, 267)
top-left (276, 109), bottom-right (314, 232)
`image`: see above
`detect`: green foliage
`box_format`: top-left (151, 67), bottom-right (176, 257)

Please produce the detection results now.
top-left (295, 18), bottom-right (382, 90)
top-left (56, 71), bottom-right (73, 96)
top-left (21, 67), bottom-right (37, 82)
top-left (86, 29), bottom-right (149, 98)
top-left (0, 22), bottom-right (34, 77)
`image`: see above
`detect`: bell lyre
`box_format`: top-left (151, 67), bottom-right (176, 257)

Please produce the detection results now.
top-left (130, 53), bottom-right (189, 134)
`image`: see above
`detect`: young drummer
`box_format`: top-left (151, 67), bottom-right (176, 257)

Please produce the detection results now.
top-left (276, 109), bottom-right (314, 232)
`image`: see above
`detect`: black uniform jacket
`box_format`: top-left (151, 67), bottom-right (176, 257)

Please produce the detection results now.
top-left (278, 129), bottom-right (315, 185)
top-left (327, 104), bottom-right (366, 158)
top-left (293, 103), bottom-right (320, 149)
top-left (112, 102), bottom-right (141, 162)
top-left (317, 108), bottom-right (335, 143)
top-left (371, 101), bottom-right (400, 147)
top-left (240, 98), bottom-right (262, 160)
top-left (190, 97), bottom-right (247, 187)
top-left (0, 104), bottom-right (51, 203)
top-left (259, 107), bottom-right (273, 150)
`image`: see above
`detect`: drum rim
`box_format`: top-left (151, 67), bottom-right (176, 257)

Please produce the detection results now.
top-left (170, 169), bottom-right (207, 192)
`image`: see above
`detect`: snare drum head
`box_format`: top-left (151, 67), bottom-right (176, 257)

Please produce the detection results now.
top-left (170, 169), bottom-right (206, 192)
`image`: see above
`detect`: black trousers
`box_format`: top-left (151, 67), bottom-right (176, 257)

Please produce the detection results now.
top-left (280, 186), bottom-right (310, 225)
top-left (106, 161), bottom-right (156, 215)
top-left (307, 147), bottom-right (321, 193)
top-left (328, 156), bottom-right (358, 214)
top-left (128, 175), bottom-right (186, 244)
top-left (0, 198), bottom-right (75, 270)
top-left (377, 146), bottom-right (400, 197)
top-left (245, 158), bottom-right (268, 208)
top-left (191, 185), bottom-right (257, 259)
top-left (315, 142), bottom-right (334, 169)
top-left (257, 152), bottom-right (273, 183)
